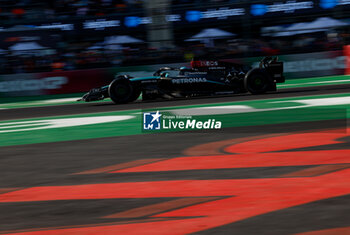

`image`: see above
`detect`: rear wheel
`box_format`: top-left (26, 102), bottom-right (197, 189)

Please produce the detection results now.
top-left (108, 78), bottom-right (140, 104)
top-left (244, 69), bottom-right (270, 94)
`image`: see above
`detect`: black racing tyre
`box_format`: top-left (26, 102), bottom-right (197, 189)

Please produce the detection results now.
top-left (244, 69), bottom-right (270, 95)
top-left (108, 78), bottom-right (139, 104)
top-left (128, 85), bottom-right (141, 102)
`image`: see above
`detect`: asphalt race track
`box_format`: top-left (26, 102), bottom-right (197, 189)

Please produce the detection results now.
top-left (0, 84), bottom-right (350, 234)
top-left (1, 83), bottom-right (350, 121)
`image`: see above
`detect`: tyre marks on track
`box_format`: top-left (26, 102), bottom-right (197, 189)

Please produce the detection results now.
top-left (103, 197), bottom-right (222, 219)
top-left (295, 226), bottom-right (350, 235)
top-left (0, 188), bottom-right (21, 195)
top-left (281, 164), bottom-right (350, 177)
top-left (74, 158), bottom-right (165, 175)
top-left (1, 128), bottom-right (350, 234)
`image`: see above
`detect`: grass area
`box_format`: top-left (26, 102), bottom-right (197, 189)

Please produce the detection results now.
top-left (278, 75), bottom-right (350, 88)
top-left (0, 92), bottom-right (349, 147)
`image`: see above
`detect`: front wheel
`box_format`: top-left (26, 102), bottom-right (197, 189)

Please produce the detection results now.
top-left (108, 78), bottom-right (140, 104)
top-left (244, 69), bottom-right (270, 95)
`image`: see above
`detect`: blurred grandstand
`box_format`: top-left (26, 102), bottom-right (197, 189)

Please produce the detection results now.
top-left (0, 0), bottom-right (349, 74)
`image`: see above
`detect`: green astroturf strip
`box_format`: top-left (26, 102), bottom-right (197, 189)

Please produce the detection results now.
top-left (0, 92), bottom-right (349, 147)
top-left (277, 75), bottom-right (350, 88)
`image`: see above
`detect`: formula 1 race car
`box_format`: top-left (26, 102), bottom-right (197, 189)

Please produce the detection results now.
top-left (79, 57), bottom-right (284, 104)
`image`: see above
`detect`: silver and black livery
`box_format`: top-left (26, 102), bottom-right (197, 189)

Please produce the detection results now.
top-left (79, 57), bottom-right (285, 104)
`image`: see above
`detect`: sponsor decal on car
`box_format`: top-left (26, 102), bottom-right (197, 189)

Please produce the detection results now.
top-left (200, 61), bottom-right (219, 66)
top-left (171, 78), bottom-right (207, 84)
top-left (141, 80), bottom-right (157, 84)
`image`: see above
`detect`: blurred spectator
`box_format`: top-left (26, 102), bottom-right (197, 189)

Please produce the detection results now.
top-left (51, 60), bottom-right (65, 71)
top-left (0, 0), bottom-right (145, 20)
top-left (11, 8), bottom-right (25, 18)
top-left (0, 0), bottom-right (348, 75)
top-left (0, 29), bottom-right (348, 75)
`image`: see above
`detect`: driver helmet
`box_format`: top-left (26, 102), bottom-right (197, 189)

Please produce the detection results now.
top-left (160, 72), bottom-right (169, 77)
top-left (179, 66), bottom-right (190, 75)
